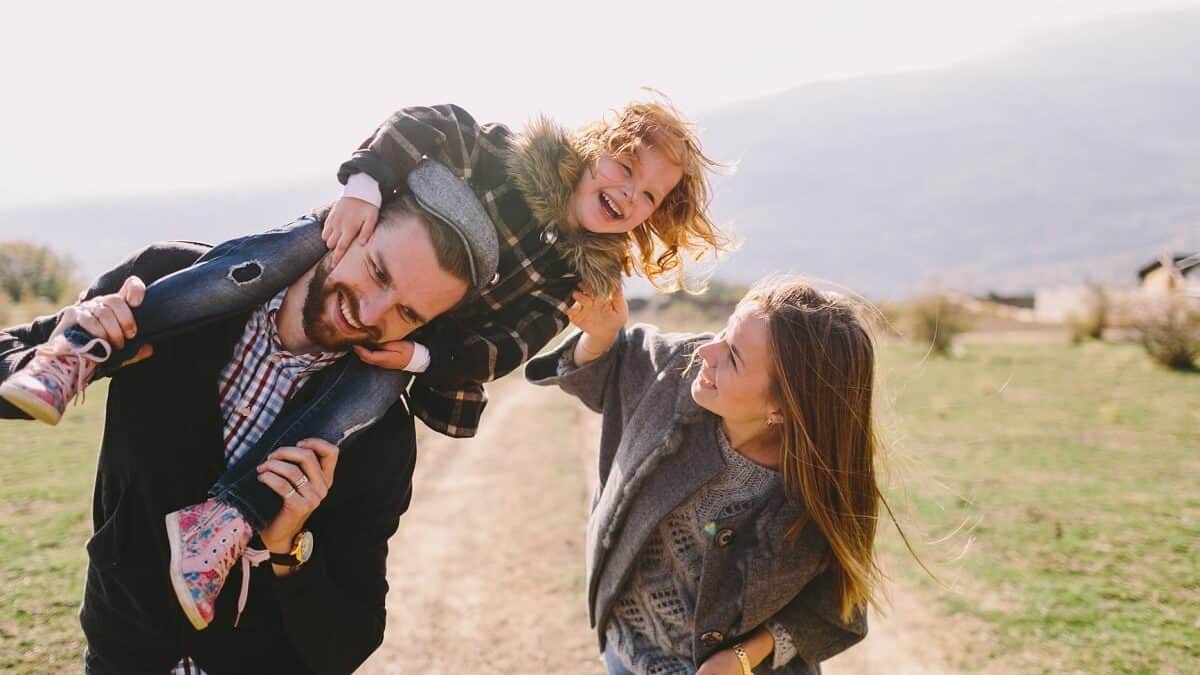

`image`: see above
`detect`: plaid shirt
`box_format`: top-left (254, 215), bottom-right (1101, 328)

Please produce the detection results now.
top-left (172, 288), bottom-right (342, 675)
top-left (217, 287), bottom-right (344, 466)
top-left (338, 104), bottom-right (579, 438)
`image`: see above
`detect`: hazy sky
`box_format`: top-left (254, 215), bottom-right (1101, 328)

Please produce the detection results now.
top-left (2, 0), bottom-right (1197, 211)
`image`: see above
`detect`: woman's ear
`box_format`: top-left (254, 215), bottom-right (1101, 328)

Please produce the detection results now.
top-left (767, 410), bottom-right (784, 427)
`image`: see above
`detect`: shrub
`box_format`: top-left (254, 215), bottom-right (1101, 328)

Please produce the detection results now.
top-left (1134, 296), bottom-right (1200, 370)
top-left (1066, 282), bottom-right (1109, 344)
top-left (901, 293), bottom-right (973, 355)
top-left (0, 241), bottom-right (78, 304)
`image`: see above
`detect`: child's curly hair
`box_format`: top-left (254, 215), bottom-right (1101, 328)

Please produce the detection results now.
top-left (575, 95), bottom-right (734, 293)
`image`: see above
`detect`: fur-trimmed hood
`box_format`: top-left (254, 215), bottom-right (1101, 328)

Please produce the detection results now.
top-left (505, 118), bottom-right (628, 299)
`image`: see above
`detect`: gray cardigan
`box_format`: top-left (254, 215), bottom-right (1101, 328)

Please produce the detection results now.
top-left (525, 325), bottom-right (867, 674)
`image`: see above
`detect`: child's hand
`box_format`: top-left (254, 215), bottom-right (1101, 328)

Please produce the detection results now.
top-left (566, 286), bottom-right (627, 365)
top-left (566, 286), bottom-right (628, 344)
top-left (352, 341), bottom-right (415, 371)
top-left (324, 196), bottom-right (380, 266)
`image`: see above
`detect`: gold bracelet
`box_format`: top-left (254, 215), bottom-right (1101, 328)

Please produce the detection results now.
top-left (732, 643), bottom-right (753, 675)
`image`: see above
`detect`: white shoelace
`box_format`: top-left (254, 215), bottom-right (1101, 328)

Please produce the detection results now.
top-left (33, 336), bottom-right (112, 405)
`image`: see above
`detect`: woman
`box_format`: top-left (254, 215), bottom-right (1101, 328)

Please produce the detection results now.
top-left (526, 277), bottom-right (886, 674)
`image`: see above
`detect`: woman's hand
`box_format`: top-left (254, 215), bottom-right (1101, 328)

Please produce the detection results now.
top-left (698, 626), bottom-right (775, 675)
top-left (324, 196), bottom-right (380, 266)
top-left (566, 286), bottom-right (627, 366)
top-left (696, 649), bottom-right (746, 675)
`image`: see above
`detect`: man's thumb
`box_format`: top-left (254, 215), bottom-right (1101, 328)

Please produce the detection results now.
top-left (120, 275), bottom-right (147, 306)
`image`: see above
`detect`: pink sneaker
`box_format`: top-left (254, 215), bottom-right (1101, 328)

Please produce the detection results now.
top-left (0, 334), bottom-right (110, 425)
top-left (165, 498), bottom-right (255, 630)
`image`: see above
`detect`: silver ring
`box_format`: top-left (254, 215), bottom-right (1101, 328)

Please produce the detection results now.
top-left (285, 488), bottom-right (298, 498)
top-left (294, 476), bottom-right (309, 488)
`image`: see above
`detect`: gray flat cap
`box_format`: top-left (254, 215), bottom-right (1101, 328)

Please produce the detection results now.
top-left (407, 158), bottom-right (500, 289)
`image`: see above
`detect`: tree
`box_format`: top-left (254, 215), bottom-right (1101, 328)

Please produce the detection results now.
top-left (0, 241), bottom-right (78, 304)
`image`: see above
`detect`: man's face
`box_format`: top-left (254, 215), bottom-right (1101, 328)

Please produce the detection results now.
top-left (302, 213), bottom-right (469, 351)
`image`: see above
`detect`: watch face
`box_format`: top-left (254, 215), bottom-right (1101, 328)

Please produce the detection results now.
top-left (295, 531), bottom-right (314, 563)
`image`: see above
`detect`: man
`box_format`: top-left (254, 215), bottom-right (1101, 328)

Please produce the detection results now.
top-left (0, 164), bottom-right (498, 674)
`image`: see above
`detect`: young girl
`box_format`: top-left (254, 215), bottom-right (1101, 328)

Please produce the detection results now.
top-left (525, 277), bottom-right (883, 674)
top-left (0, 98), bottom-right (732, 630)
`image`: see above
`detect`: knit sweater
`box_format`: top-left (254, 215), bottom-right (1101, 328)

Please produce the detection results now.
top-left (605, 424), bottom-right (796, 674)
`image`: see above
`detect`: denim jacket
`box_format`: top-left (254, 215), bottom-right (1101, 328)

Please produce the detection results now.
top-left (526, 325), bottom-right (867, 673)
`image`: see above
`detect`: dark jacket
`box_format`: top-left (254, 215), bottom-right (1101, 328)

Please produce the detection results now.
top-left (526, 326), bottom-right (868, 673)
top-left (339, 104), bottom-right (625, 439)
top-left (0, 242), bottom-right (416, 675)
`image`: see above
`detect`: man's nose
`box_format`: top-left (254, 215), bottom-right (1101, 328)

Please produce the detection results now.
top-left (357, 294), bottom-right (388, 327)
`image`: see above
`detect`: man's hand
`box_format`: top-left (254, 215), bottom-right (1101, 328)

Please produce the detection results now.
top-left (58, 276), bottom-right (154, 365)
top-left (324, 196), bottom-right (380, 266)
top-left (352, 341), bottom-right (415, 370)
top-left (256, 438), bottom-right (340, 574)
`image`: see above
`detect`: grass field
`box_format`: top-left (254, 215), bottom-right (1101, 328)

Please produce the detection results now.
top-left (0, 380), bottom-right (104, 672)
top-left (874, 340), bottom-right (1199, 673)
top-left (0, 339), bottom-right (1196, 673)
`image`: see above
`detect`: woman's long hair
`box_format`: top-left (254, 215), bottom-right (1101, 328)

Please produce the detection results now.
top-left (745, 277), bottom-right (887, 621)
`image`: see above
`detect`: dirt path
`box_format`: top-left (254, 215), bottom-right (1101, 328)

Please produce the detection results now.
top-left (360, 377), bottom-right (603, 674)
top-left (362, 378), bottom-right (977, 674)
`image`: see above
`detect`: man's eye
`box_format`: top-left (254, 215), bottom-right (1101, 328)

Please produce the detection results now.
top-left (372, 264), bottom-right (386, 283)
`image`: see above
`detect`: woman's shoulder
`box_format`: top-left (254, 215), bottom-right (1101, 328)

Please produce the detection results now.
top-left (622, 323), bottom-right (710, 376)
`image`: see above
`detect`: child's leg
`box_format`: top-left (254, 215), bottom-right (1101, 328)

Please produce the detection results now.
top-left (210, 358), bottom-right (413, 530)
top-left (165, 357), bottom-right (410, 629)
top-left (83, 215), bottom-right (329, 378)
top-left (0, 216), bottom-right (328, 424)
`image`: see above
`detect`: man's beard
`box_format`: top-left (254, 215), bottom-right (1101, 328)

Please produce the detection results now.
top-left (300, 256), bottom-right (378, 351)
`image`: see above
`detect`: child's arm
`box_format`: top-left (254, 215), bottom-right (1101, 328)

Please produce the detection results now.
top-left (411, 277), bottom-right (580, 383)
top-left (525, 288), bottom-right (698, 416)
top-left (324, 104), bottom-right (492, 264)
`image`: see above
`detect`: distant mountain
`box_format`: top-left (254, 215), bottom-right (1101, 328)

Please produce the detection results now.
top-left (698, 8), bottom-right (1200, 296)
top-left (0, 180), bottom-right (336, 286)
top-left (3, 9), bottom-right (1199, 298)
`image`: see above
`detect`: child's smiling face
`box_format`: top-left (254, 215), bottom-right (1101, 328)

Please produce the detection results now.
top-left (565, 144), bottom-right (683, 235)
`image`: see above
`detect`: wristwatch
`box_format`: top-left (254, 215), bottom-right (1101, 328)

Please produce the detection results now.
top-left (269, 530), bottom-right (314, 569)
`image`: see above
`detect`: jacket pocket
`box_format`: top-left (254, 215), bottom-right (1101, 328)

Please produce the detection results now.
top-left (85, 491), bottom-right (129, 568)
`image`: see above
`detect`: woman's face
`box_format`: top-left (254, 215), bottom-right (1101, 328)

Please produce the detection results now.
top-left (690, 304), bottom-right (779, 426)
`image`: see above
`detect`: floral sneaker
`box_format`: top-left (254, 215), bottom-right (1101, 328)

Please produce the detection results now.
top-left (165, 497), bottom-right (263, 630)
top-left (0, 334), bottom-right (110, 425)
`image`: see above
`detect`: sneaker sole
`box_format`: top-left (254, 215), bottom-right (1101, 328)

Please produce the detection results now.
top-left (165, 510), bottom-right (211, 631)
top-left (0, 383), bottom-right (63, 425)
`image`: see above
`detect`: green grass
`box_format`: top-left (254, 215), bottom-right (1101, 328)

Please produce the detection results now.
top-left (875, 340), bottom-right (1199, 673)
top-left (1, 339), bottom-right (1197, 673)
top-left (0, 381), bottom-right (105, 673)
